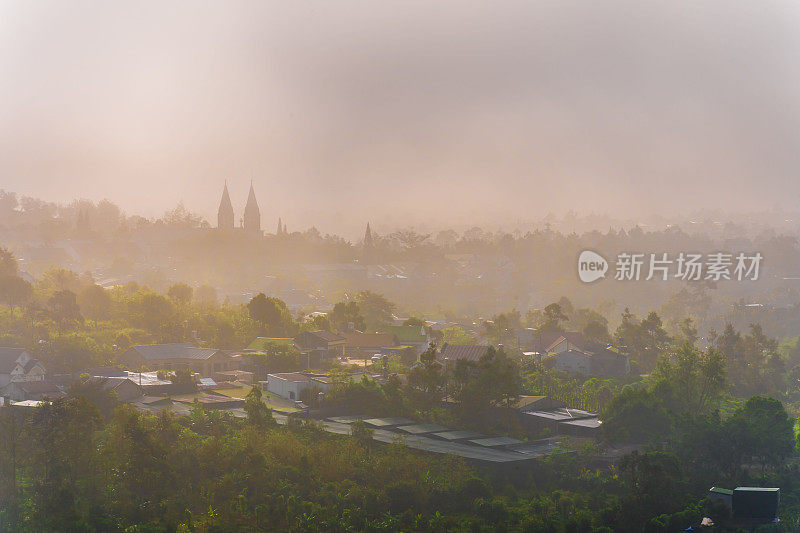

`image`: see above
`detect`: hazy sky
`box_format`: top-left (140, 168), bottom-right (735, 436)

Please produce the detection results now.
top-left (2, 1), bottom-right (800, 235)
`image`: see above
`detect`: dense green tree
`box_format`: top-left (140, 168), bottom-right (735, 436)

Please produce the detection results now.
top-left (355, 290), bottom-right (396, 331)
top-left (194, 284), bottom-right (218, 306)
top-left (441, 326), bottom-right (475, 345)
top-left (450, 347), bottom-right (520, 417)
top-left (167, 282), bottom-right (193, 305)
top-left (402, 316), bottom-right (426, 329)
top-left (78, 284), bottom-right (112, 328)
top-left (727, 396), bottom-right (796, 472)
top-left (243, 386), bottom-right (275, 429)
top-left (618, 451), bottom-right (685, 530)
top-left (486, 310), bottom-right (521, 346)
top-left (0, 275), bottom-right (32, 314)
top-left (44, 333), bottom-right (102, 373)
top-left (305, 313), bottom-right (332, 332)
top-left (247, 293), bottom-right (293, 336)
top-left (245, 341), bottom-right (301, 379)
top-left (649, 344), bottom-right (726, 416)
top-left (126, 290), bottom-right (174, 333)
top-left (406, 344), bottom-right (446, 411)
top-left (582, 319), bottom-right (612, 347)
top-left (48, 290), bottom-right (82, 332)
top-left (0, 247), bottom-right (18, 278)
top-left (602, 388), bottom-right (672, 444)
top-left (0, 405), bottom-right (25, 527)
top-left (26, 397), bottom-right (103, 529)
top-left (37, 268), bottom-right (83, 295)
top-left (615, 309), bottom-right (671, 371)
top-left (539, 303), bottom-right (568, 334)
top-left (350, 420), bottom-right (374, 455)
top-left (330, 300), bottom-right (366, 331)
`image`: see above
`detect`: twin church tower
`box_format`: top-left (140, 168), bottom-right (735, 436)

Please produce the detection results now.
top-left (216, 181), bottom-right (368, 242)
top-left (217, 181), bottom-right (264, 235)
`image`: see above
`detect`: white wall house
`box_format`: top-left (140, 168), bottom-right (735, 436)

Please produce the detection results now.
top-left (266, 372), bottom-right (331, 401)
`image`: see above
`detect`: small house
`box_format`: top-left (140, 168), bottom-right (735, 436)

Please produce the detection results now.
top-left (1, 381), bottom-right (64, 402)
top-left (341, 332), bottom-right (398, 358)
top-left (266, 372), bottom-right (331, 401)
top-left (119, 343), bottom-right (234, 376)
top-left (294, 330), bottom-right (346, 360)
top-left (89, 376), bottom-right (143, 402)
top-left (0, 347), bottom-right (46, 387)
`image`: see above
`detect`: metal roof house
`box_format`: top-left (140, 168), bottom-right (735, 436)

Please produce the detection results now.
top-left (438, 344), bottom-right (491, 364)
top-left (119, 343), bottom-right (234, 377)
top-left (707, 486), bottom-right (780, 526)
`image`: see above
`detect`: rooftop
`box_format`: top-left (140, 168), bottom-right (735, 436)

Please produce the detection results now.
top-left (469, 436), bottom-right (525, 447)
top-left (128, 343), bottom-right (219, 361)
top-left (362, 417), bottom-right (416, 427)
top-left (268, 372), bottom-right (313, 382)
top-left (302, 330), bottom-right (345, 343)
top-left (14, 381), bottom-right (62, 394)
top-left (523, 407), bottom-right (598, 421)
top-left (560, 418), bottom-right (602, 428)
top-left (396, 423), bottom-right (449, 435)
top-left (439, 344), bottom-right (491, 362)
top-left (342, 332), bottom-right (398, 348)
top-left (432, 430), bottom-right (485, 441)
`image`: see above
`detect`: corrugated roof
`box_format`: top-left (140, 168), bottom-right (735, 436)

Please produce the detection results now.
top-left (131, 343), bottom-right (219, 361)
top-left (432, 430), bottom-right (485, 441)
top-left (440, 344), bottom-right (490, 362)
top-left (469, 436), bottom-right (525, 447)
top-left (363, 417), bottom-right (415, 427)
top-left (89, 376), bottom-right (139, 390)
top-left (524, 408), bottom-right (597, 421)
top-left (560, 418), bottom-right (602, 428)
top-left (396, 424), bottom-right (449, 434)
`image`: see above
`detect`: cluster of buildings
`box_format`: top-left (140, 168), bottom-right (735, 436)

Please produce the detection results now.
top-left (1, 322), bottom-right (617, 441)
top-left (247, 324), bottom-right (431, 369)
top-left (515, 329), bottom-right (630, 377)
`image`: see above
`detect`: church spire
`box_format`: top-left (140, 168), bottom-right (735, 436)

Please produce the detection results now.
top-left (364, 222), bottom-right (374, 248)
top-left (243, 180), bottom-right (261, 235)
top-left (217, 181), bottom-right (234, 230)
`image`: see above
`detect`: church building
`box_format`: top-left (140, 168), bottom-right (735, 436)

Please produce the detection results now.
top-left (216, 181), bottom-right (262, 235)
